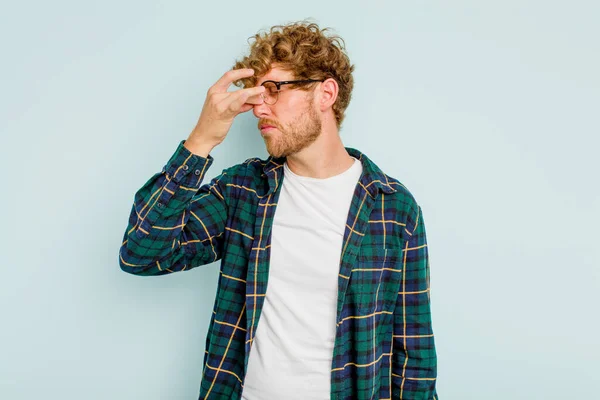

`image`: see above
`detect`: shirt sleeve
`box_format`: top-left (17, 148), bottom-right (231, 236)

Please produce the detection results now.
top-left (391, 204), bottom-right (439, 399)
top-left (118, 140), bottom-right (229, 276)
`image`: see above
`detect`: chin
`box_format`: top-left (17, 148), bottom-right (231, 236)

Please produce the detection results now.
top-left (263, 140), bottom-right (283, 158)
top-left (267, 149), bottom-right (285, 158)
top-left (266, 146), bottom-right (288, 158)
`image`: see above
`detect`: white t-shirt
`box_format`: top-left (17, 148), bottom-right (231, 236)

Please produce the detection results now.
top-left (240, 157), bottom-right (363, 400)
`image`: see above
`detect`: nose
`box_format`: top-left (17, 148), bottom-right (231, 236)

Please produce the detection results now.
top-left (252, 99), bottom-right (272, 119)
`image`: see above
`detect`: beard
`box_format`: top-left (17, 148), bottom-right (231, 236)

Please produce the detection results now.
top-left (259, 99), bottom-right (322, 158)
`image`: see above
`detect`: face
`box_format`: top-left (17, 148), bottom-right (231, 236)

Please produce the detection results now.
top-left (253, 67), bottom-right (322, 158)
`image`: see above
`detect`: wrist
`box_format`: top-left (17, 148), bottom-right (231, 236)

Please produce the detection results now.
top-left (183, 138), bottom-right (217, 158)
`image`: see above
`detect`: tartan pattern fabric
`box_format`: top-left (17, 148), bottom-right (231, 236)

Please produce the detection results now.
top-left (119, 140), bottom-right (438, 399)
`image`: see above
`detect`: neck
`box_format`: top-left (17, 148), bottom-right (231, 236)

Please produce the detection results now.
top-left (284, 127), bottom-right (355, 179)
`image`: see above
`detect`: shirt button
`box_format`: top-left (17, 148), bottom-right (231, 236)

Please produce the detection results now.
top-left (157, 202), bottom-right (164, 208)
top-left (194, 169), bottom-right (201, 175)
top-left (182, 165), bottom-right (189, 171)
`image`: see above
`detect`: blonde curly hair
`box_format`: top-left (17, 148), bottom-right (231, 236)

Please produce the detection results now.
top-left (232, 21), bottom-right (355, 128)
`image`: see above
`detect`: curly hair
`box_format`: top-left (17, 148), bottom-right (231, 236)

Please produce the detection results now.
top-left (232, 21), bottom-right (355, 128)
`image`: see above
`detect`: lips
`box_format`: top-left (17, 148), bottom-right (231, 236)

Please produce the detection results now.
top-left (260, 125), bottom-right (277, 134)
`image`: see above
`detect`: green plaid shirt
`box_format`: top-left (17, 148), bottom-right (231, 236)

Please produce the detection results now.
top-left (119, 140), bottom-right (438, 399)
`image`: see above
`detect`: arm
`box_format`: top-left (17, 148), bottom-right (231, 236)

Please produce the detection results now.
top-left (118, 140), bottom-right (229, 276)
top-left (118, 68), bottom-right (267, 276)
top-left (391, 205), bottom-right (439, 399)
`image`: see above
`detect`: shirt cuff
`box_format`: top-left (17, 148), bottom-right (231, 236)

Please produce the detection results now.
top-left (163, 140), bottom-right (214, 187)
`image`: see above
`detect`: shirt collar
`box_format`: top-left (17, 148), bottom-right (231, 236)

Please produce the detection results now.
top-left (262, 147), bottom-right (397, 198)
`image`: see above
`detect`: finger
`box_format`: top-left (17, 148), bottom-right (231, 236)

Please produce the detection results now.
top-left (238, 103), bottom-right (254, 114)
top-left (213, 68), bottom-right (255, 92)
top-left (226, 86), bottom-right (265, 112)
top-left (245, 92), bottom-right (264, 105)
top-left (236, 92), bottom-right (264, 115)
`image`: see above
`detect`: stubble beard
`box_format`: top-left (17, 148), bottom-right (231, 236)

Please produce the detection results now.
top-left (263, 101), bottom-right (322, 158)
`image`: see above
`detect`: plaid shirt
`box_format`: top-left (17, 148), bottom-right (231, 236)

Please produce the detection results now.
top-left (119, 140), bottom-right (439, 399)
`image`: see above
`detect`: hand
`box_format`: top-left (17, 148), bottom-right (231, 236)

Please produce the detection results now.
top-left (185, 68), bottom-right (265, 155)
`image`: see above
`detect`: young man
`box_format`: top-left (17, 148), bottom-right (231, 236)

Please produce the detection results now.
top-left (119, 22), bottom-right (439, 400)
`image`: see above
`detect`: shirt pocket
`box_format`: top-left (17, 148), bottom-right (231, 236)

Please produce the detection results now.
top-left (352, 245), bottom-right (404, 314)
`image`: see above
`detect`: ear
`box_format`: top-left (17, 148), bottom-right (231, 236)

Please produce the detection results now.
top-left (318, 78), bottom-right (338, 112)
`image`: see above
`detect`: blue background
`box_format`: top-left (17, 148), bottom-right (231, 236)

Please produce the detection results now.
top-left (1, 1), bottom-right (598, 398)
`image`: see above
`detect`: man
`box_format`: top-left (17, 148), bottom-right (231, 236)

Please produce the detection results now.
top-left (119, 21), bottom-right (438, 400)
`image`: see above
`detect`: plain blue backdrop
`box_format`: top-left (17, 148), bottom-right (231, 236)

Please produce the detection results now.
top-left (1, 1), bottom-right (598, 399)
